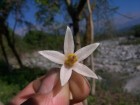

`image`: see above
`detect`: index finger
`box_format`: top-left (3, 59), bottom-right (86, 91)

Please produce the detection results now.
top-left (8, 69), bottom-right (58, 105)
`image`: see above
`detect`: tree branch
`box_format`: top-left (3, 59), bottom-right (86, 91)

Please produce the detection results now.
top-left (77, 0), bottom-right (86, 16)
top-left (65, 0), bottom-right (74, 20)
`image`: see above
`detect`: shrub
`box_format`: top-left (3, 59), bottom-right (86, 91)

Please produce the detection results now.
top-left (133, 25), bottom-right (140, 37)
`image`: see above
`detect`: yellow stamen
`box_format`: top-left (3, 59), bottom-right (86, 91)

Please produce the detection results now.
top-left (65, 53), bottom-right (78, 68)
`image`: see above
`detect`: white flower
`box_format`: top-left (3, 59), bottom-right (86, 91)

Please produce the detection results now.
top-left (39, 26), bottom-right (100, 86)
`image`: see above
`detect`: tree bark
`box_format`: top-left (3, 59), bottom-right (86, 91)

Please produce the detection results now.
top-left (0, 17), bottom-right (23, 68)
top-left (85, 0), bottom-right (96, 95)
top-left (3, 24), bottom-right (23, 68)
top-left (0, 2), bottom-right (23, 68)
top-left (65, 1), bottom-right (88, 104)
top-left (0, 34), bottom-right (10, 69)
top-left (65, 0), bottom-right (86, 50)
top-left (73, 19), bottom-right (81, 50)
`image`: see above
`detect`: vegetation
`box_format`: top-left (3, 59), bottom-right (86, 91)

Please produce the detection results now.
top-left (0, 63), bottom-right (140, 105)
top-left (23, 30), bottom-right (64, 51)
top-left (1, 27), bottom-right (140, 58)
top-left (118, 24), bottom-right (140, 45)
top-left (133, 25), bottom-right (140, 37)
top-left (0, 32), bottom-right (140, 104)
top-left (0, 0), bottom-right (140, 105)
top-left (87, 70), bottom-right (140, 105)
top-left (118, 24), bottom-right (140, 37)
top-left (0, 61), bottom-right (46, 104)
top-left (119, 38), bottom-right (140, 45)
top-left (0, 31), bottom-right (64, 55)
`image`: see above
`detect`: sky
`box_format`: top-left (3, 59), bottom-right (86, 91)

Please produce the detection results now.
top-left (8, 0), bottom-right (140, 35)
top-left (112, 0), bottom-right (140, 14)
top-left (112, 0), bottom-right (140, 22)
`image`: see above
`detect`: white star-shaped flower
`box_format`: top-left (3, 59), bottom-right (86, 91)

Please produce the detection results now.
top-left (39, 26), bottom-right (100, 86)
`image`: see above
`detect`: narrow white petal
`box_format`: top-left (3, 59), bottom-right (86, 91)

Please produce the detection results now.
top-left (38, 51), bottom-right (64, 64)
top-left (64, 26), bottom-right (74, 55)
top-left (75, 43), bottom-right (100, 61)
top-left (72, 63), bottom-right (98, 79)
top-left (60, 65), bottom-right (72, 86)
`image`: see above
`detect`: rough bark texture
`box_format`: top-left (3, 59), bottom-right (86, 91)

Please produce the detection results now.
top-left (84, 0), bottom-right (96, 95)
top-left (65, 1), bottom-right (88, 104)
top-left (3, 24), bottom-right (23, 68)
top-left (0, 34), bottom-right (10, 68)
top-left (65, 0), bottom-right (86, 50)
top-left (0, 1), bottom-right (23, 68)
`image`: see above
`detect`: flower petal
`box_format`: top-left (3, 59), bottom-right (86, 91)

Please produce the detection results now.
top-left (64, 26), bottom-right (74, 55)
top-left (75, 43), bottom-right (100, 62)
top-left (38, 51), bottom-right (64, 64)
top-left (60, 65), bottom-right (72, 86)
top-left (72, 63), bottom-right (98, 79)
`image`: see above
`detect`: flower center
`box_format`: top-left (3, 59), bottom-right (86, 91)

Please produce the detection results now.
top-left (65, 53), bottom-right (78, 68)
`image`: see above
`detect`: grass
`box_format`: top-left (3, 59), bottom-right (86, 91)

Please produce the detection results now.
top-left (0, 32), bottom-right (140, 104)
top-left (0, 34), bottom-right (64, 56)
top-left (88, 91), bottom-right (140, 105)
top-left (0, 61), bottom-right (46, 104)
top-left (0, 61), bottom-right (140, 105)
top-left (87, 70), bottom-right (140, 105)
top-left (0, 80), bottom-right (20, 104)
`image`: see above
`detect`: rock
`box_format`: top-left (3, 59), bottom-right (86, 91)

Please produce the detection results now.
top-left (20, 52), bottom-right (60, 70)
top-left (17, 37), bottom-right (138, 75)
top-left (9, 36), bottom-right (140, 76)
top-left (95, 37), bottom-right (140, 74)
top-left (124, 73), bottom-right (140, 95)
top-left (136, 65), bottom-right (140, 71)
top-left (7, 36), bottom-right (140, 95)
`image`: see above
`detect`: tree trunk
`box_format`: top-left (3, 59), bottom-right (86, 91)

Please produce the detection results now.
top-left (0, 34), bottom-right (10, 69)
top-left (73, 19), bottom-right (81, 50)
top-left (85, 0), bottom-right (96, 95)
top-left (3, 24), bottom-right (23, 68)
top-left (65, 0), bottom-right (87, 104)
top-left (0, 20), bottom-right (23, 68)
top-left (65, 0), bottom-right (86, 50)
top-left (0, 1), bottom-right (23, 68)
top-left (88, 0), bottom-right (96, 95)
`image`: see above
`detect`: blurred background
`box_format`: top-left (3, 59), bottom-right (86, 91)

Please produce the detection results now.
top-left (0, 0), bottom-right (140, 105)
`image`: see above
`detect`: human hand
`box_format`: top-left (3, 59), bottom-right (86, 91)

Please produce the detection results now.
top-left (8, 68), bottom-right (90, 105)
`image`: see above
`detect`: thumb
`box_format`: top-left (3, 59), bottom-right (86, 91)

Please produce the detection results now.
top-left (21, 84), bottom-right (70, 105)
top-left (21, 70), bottom-right (70, 105)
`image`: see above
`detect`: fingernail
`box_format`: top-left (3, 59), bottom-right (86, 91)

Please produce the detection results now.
top-left (38, 72), bottom-right (58, 94)
top-left (53, 84), bottom-right (70, 105)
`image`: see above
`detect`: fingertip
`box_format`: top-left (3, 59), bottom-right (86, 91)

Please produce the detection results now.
top-left (53, 83), bottom-right (70, 105)
top-left (35, 68), bottom-right (60, 94)
top-left (69, 72), bottom-right (90, 103)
